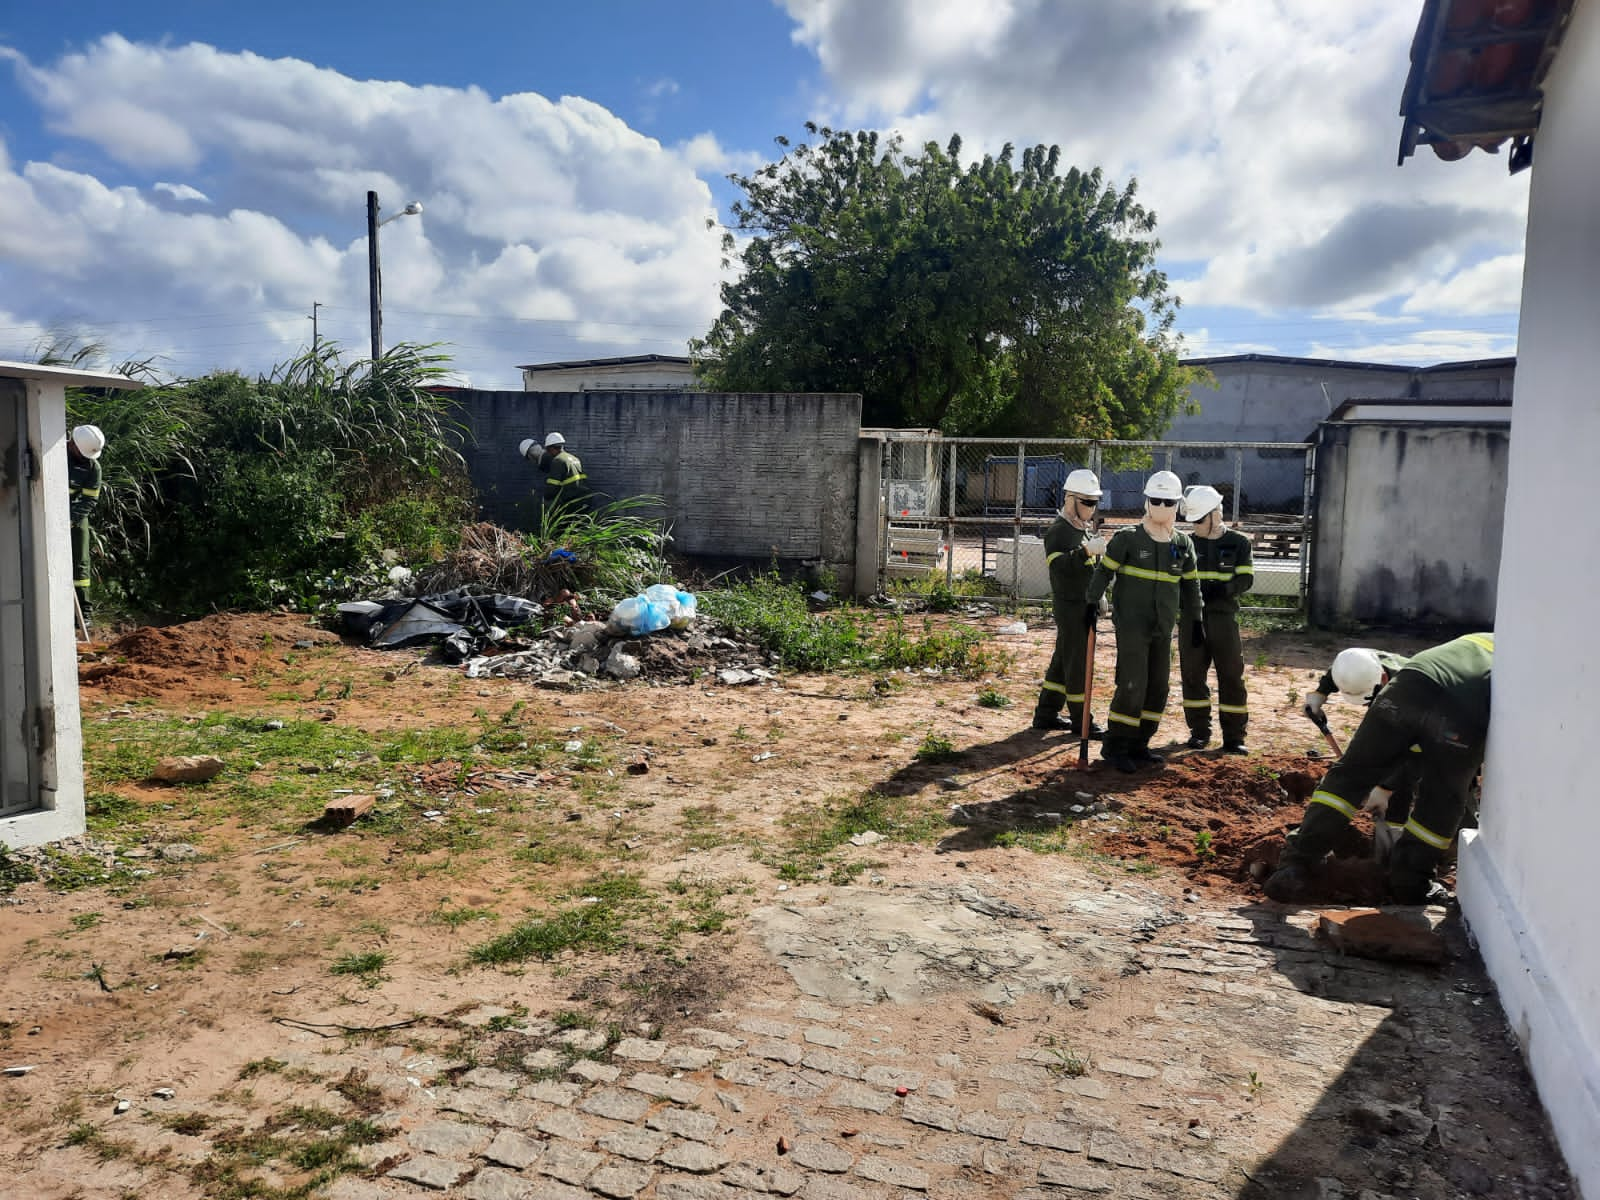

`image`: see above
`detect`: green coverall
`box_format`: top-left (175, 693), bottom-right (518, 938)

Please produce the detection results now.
top-left (1177, 528), bottom-right (1254, 746)
top-left (1281, 632), bottom-right (1493, 902)
top-left (1034, 517), bottom-right (1100, 731)
top-left (1088, 525), bottom-right (1202, 758)
top-left (539, 448), bottom-right (589, 520)
top-left (68, 452), bottom-right (102, 619)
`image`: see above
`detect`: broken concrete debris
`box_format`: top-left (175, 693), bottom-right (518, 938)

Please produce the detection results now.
top-left (1315, 909), bottom-right (1448, 966)
top-left (150, 755), bottom-right (225, 783)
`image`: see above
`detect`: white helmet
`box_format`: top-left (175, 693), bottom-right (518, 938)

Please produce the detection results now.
top-left (1183, 485), bottom-right (1224, 521)
top-left (1063, 468), bottom-right (1102, 499)
top-left (1331, 647), bottom-right (1386, 698)
top-left (1144, 470), bottom-right (1183, 501)
top-left (71, 424), bottom-right (105, 460)
top-left (518, 438), bottom-right (537, 458)
top-left (543, 431), bottom-right (565, 449)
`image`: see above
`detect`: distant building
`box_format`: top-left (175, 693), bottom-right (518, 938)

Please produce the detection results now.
top-left (519, 354), bottom-right (698, 392)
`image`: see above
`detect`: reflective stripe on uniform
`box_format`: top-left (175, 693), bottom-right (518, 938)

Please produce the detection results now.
top-left (71, 487), bottom-right (101, 499)
top-left (1404, 816), bottom-right (1453, 850)
top-left (1194, 570), bottom-right (1235, 581)
top-left (1139, 710), bottom-right (1164, 721)
top-left (1385, 821), bottom-right (1406, 832)
top-left (74, 577), bottom-right (91, 588)
top-left (1114, 564), bottom-right (1181, 584)
top-left (1063, 692), bottom-right (1085, 703)
top-left (1233, 563), bottom-right (1254, 574)
top-left (1045, 551), bottom-right (1064, 565)
top-left (1218, 703), bottom-right (1248, 714)
top-left (1181, 698), bottom-right (1210, 708)
top-left (1041, 681), bottom-right (1068, 695)
top-left (549, 474), bottom-right (587, 487)
top-left (1108, 710), bottom-right (1141, 727)
top-left (1182, 570), bottom-right (1199, 580)
top-left (1100, 555), bottom-right (1123, 571)
top-left (1463, 633), bottom-right (1494, 655)
top-left (1310, 789), bottom-right (1357, 819)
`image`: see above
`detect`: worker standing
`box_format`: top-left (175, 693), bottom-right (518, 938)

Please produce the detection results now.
top-left (1031, 469), bottom-right (1108, 737)
top-left (1265, 632), bottom-right (1493, 904)
top-left (67, 424), bottom-right (105, 631)
top-left (1177, 485), bottom-right (1254, 753)
top-left (519, 432), bottom-right (588, 522)
top-left (1087, 470), bottom-right (1202, 774)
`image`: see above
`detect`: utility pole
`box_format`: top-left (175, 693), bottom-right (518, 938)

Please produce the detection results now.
top-left (310, 301), bottom-right (322, 355)
top-left (366, 190), bottom-right (382, 363)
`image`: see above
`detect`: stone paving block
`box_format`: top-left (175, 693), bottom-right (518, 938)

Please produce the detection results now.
top-left (1058, 1077), bottom-right (1111, 1101)
top-left (789, 1138), bottom-right (854, 1173)
top-left (663, 1044), bottom-right (719, 1071)
top-left (724, 1161), bottom-right (805, 1195)
top-left (854, 1155), bottom-right (929, 1190)
top-left (1036, 1157), bottom-right (1116, 1193)
top-left (557, 1028), bottom-right (608, 1053)
top-left (752, 1039), bottom-right (803, 1066)
top-left (520, 1180), bottom-right (587, 1200)
top-left (925, 1138), bottom-right (979, 1168)
top-left (460, 1066), bottom-right (522, 1091)
top-left (800, 1176), bottom-right (878, 1200)
top-left (660, 1138), bottom-right (731, 1174)
top-left (924, 1078), bottom-right (956, 1100)
top-left (1020, 1119), bottom-right (1086, 1153)
top-left (683, 1028), bottom-right (746, 1052)
top-left (483, 1129), bottom-right (544, 1169)
top-left (1086, 1130), bottom-right (1151, 1169)
top-left (439, 1087), bottom-right (513, 1119)
top-left (569, 1059), bottom-right (622, 1084)
top-left (536, 1109), bottom-right (592, 1142)
top-left (407, 1120), bottom-right (493, 1157)
top-left (981, 1146), bottom-right (1034, 1177)
top-left (861, 1065), bottom-right (921, 1090)
top-left (804, 1027), bottom-right (851, 1048)
top-left (657, 1177), bottom-right (736, 1200)
top-left (457, 1165), bottom-right (535, 1200)
top-left (998, 1091), bottom-right (1041, 1113)
top-left (648, 1106), bottom-right (721, 1143)
top-left (1151, 1148), bottom-right (1226, 1183)
top-left (1098, 1058), bottom-right (1158, 1079)
top-left (988, 1062), bottom-right (1052, 1086)
top-left (957, 1111), bottom-right (1013, 1141)
top-left (715, 1090), bottom-right (745, 1114)
top-left (589, 1162), bottom-right (656, 1198)
top-left (626, 1071), bottom-right (704, 1105)
top-left (614, 1037), bottom-right (668, 1062)
top-left (802, 1049), bottom-right (866, 1080)
top-left (600, 1127), bottom-right (669, 1162)
top-left (761, 1070), bottom-right (826, 1099)
top-left (717, 1058), bottom-right (766, 1086)
top-left (388, 1153), bottom-right (471, 1190)
top-left (350, 1140), bottom-right (403, 1168)
top-left (522, 1047), bottom-right (564, 1071)
top-left (737, 1017), bottom-right (796, 1039)
top-left (794, 1001), bottom-right (843, 1021)
top-left (829, 1080), bottom-right (896, 1114)
top-left (524, 1079), bottom-right (582, 1106)
top-left (900, 1095), bottom-right (959, 1132)
top-left (538, 1141), bottom-right (602, 1185)
top-left (582, 1088), bottom-right (651, 1122)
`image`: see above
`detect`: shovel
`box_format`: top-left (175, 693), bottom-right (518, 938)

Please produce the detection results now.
top-left (1311, 711), bottom-right (1343, 758)
top-left (1078, 620), bottom-right (1097, 770)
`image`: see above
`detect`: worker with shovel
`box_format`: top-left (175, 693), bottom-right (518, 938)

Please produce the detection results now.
top-left (1031, 468), bottom-right (1108, 737)
top-left (67, 424), bottom-right (106, 634)
top-left (1087, 470), bottom-right (1202, 774)
top-left (1265, 632), bottom-right (1493, 904)
top-left (1177, 485), bottom-right (1253, 754)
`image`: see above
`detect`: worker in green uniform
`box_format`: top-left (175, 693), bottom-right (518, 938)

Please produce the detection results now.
top-left (1177, 485), bottom-right (1254, 753)
top-left (520, 431), bottom-right (589, 523)
top-left (1087, 470), bottom-right (1202, 774)
top-left (67, 424), bottom-right (105, 631)
top-left (1266, 632), bottom-right (1493, 904)
top-left (1031, 468), bottom-right (1108, 736)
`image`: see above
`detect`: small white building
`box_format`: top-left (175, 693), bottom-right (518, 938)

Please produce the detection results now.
top-left (0, 361), bottom-right (140, 849)
top-left (1398, 0), bottom-right (1597, 1193)
top-left (519, 354), bottom-right (699, 393)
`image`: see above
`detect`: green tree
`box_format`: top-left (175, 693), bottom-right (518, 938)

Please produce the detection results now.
top-left (694, 126), bottom-right (1197, 436)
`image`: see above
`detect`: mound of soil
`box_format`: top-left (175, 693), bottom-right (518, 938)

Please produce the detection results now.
top-left (79, 613), bottom-right (335, 698)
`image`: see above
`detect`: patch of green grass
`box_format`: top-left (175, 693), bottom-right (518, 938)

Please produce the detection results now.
top-left (915, 730), bottom-right (959, 763)
top-left (430, 904), bottom-right (497, 929)
top-left (468, 873), bottom-right (653, 966)
top-left (1194, 830), bottom-right (1216, 860)
top-left (976, 689), bottom-right (1012, 709)
top-left (768, 791), bottom-right (944, 882)
top-left (329, 951), bottom-right (389, 986)
top-left (678, 805), bottom-right (730, 852)
top-left (0, 846), bottom-right (39, 895)
top-left (69, 913), bottom-right (102, 932)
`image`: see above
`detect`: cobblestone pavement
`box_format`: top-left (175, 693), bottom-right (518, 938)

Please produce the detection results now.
top-left (24, 873), bottom-right (1575, 1200)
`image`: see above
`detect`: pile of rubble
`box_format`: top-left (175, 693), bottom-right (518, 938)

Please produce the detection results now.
top-left (464, 619), bottom-right (777, 688)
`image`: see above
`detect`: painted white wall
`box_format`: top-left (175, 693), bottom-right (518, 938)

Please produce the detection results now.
top-left (521, 360), bottom-right (698, 392)
top-left (1460, 3), bottom-right (1600, 1196)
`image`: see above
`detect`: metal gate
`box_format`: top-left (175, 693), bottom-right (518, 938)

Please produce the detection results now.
top-left (880, 435), bottom-right (1315, 613)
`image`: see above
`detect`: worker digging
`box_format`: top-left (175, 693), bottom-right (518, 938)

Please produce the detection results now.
top-left (1176, 483), bottom-right (1254, 754)
top-left (1087, 469), bottom-right (1201, 775)
top-left (1265, 632), bottom-right (1494, 905)
top-left (1030, 467), bottom-right (1107, 738)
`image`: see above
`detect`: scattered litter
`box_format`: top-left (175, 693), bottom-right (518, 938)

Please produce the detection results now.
top-left (850, 831), bottom-right (885, 846)
top-left (151, 1088), bottom-right (175, 1101)
top-left (564, 740), bottom-right (585, 753)
top-left (2, 1066), bottom-right (35, 1077)
top-left (264, 720), bottom-right (284, 731)
top-left (113, 1099), bottom-right (131, 1114)
top-left (751, 751), bottom-right (775, 763)
top-left (422, 810), bottom-right (444, 820)
top-left (998, 621), bottom-right (1029, 635)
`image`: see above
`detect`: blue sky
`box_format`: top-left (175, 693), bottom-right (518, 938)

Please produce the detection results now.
top-left (0, 1), bottom-right (1527, 389)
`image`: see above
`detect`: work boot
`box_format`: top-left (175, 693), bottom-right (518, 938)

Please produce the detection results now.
top-left (1263, 863), bottom-right (1313, 903)
top-left (1031, 711), bottom-right (1073, 732)
top-left (1132, 745), bottom-right (1166, 767)
top-left (1222, 740), bottom-right (1248, 755)
top-left (1186, 731), bottom-right (1210, 750)
top-left (1101, 747), bottom-right (1140, 774)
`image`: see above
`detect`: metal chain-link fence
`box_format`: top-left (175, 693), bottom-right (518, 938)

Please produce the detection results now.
top-left (881, 435), bottom-right (1314, 612)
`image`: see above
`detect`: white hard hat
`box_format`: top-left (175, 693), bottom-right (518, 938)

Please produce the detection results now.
top-left (543, 432), bottom-right (565, 449)
top-left (1331, 647), bottom-right (1386, 698)
top-left (1063, 468), bottom-right (1102, 499)
top-left (1183, 485), bottom-right (1224, 521)
top-left (1144, 470), bottom-right (1183, 501)
top-left (71, 424), bottom-right (105, 460)
top-left (518, 438), bottom-right (537, 458)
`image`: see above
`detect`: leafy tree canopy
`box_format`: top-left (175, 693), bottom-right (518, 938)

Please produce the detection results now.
top-left (693, 126), bottom-right (1198, 437)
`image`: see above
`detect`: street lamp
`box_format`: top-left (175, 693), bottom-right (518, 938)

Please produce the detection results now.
top-left (366, 191), bottom-right (423, 362)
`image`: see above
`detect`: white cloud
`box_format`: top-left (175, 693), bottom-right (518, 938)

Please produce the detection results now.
top-left (1307, 329), bottom-right (1517, 365)
top-left (153, 181), bottom-right (209, 203)
top-left (779, 0), bottom-right (1529, 324)
top-left (0, 36), bottom-right (728, 387)
top-left (1400, 253), bottom-right (1526, 317)
top-left (676, 132), bottom-right (767, 178)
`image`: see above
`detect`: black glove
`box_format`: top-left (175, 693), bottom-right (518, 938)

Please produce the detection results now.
top-left (1201, 582), bottom-right (1226, 603)
top-left (1189, 620), bottom-right (1206, 648)
top-left (1084, 602), bottom-right (1098, 631)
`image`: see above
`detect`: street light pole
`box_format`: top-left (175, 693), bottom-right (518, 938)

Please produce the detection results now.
top-left (367, 190), bottom-right (383, 362)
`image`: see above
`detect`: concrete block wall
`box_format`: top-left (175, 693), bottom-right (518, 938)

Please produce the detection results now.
top-left (449, 389), bottom-right (865, 588)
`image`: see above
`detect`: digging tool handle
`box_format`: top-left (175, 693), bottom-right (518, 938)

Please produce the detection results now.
top-left (1312, 712), bottom-right (1343, 758)
top-left (1078, 621), bottom-right (1096, 769)
top-left (73, 589), bottom-right (90, 643)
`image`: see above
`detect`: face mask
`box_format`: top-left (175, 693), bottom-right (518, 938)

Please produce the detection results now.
top-left (1143, 500), bottom-right (1176, 540)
